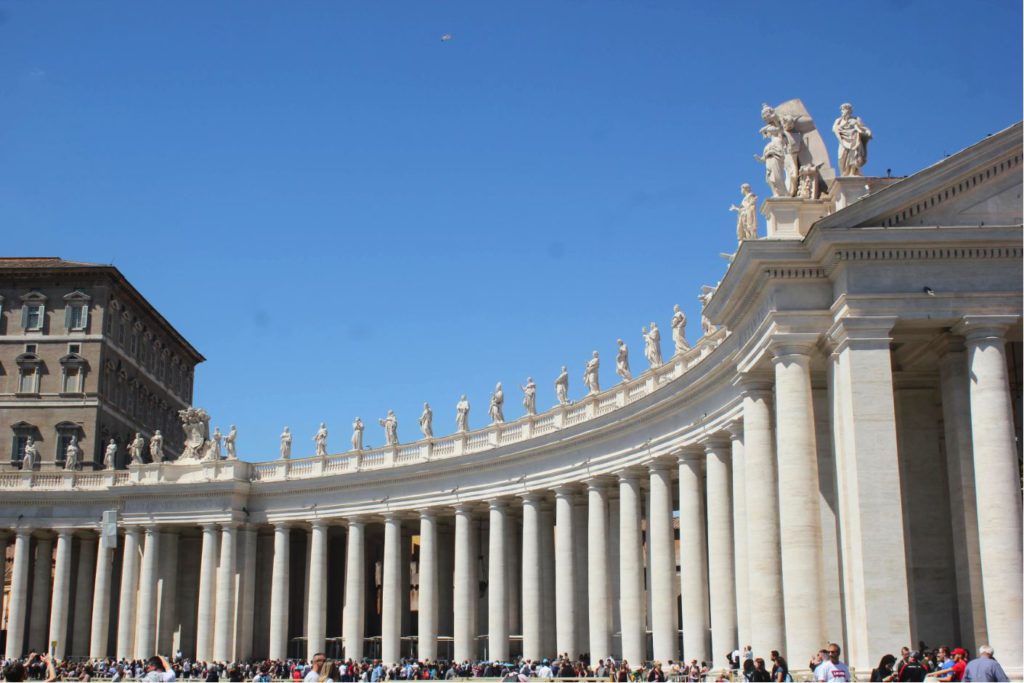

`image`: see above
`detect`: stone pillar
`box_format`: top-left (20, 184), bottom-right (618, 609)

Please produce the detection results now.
top-left (381, 515), bottom-right (402, 664)
top-left (72, 534), bottom-right (97, 657)
top-left (704, 439), bottom-right (737, 670)
top-left (49, 530), bottom-right (73, 658)
top-left (520, 494), bottom-right (543, 660)
top-left (539, 503), bottom-right (556, 657)
top-left (678, 450), bottom-right (709, 663)
top-left (418, 510), bottom-right (439, 661)
top-left (487, 500), bottom-right (509, 662)
top-left (157, 530), bottom-right (180, 657)
top-left (89, 542), bottom-right (114, 659)
top-left (213, 523), bottom-right (237, 662)
top-left (554, 487), bottom-right (577, 659)
top-left (586, 480), bottom-right (611, 664)
top-left (453, 504), bottom-right (477, 663)
top-left (195, 523), bottom-right (219, 662)
top-left (727, 425), bottom-right (750, 649)
top-left (343, 519), bottom-right (365, 661)
top-left (648, 463), bottom-right (678, 663)
top-left (739, 377), bottom-right (786, 655)
top-left (771, 339), bottom-right (825, 661)
top-left (618, 472), bottom-right (645, 666)
top-left (135, 526), bottom-right (161, 658)
top-left (955, 317), bottom-right (1023, 671)
top-left (269, 523), bottom-right (291, 660)
top-left (5, 530), bottom-right (32, 658)
top-left (306, 521), bottom-right (328, 660)
top-left (29, 535), bottom-right (54, 652)
top-left (116, 528), bottom-right (140, 660)
top-left (236, 526), bottom-right (258, 661)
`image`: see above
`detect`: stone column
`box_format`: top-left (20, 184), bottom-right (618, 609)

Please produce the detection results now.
top-left (135, 526), bottom-right (161, 658)
top-left (72, 534), bottom-right (97, 657)
top-left (727, 425), bottom-right (750, 649)
top-left (195, 523), bottom-right (219, 662)
top-left (116, 528), bottom-right (140, 660)
top-left (488, 500), bottom-right (509, 662)
top-left (269, 523), bottom-right (291, 660)
top-left (648, 463), bottom-right (678, 663)
top-left (678, 449), bottom-right (709, 663)
top-left (89, 542), bottom-right (114, 659)
top-left (343, 518), bottom-right (366, 661)
top-left (213, 523), bottom-right (237, 662)
top-left (704, 439), bottom-right (737, 670)
top-left (306, 521), bottom-right (328, 660)
top-left (29, 535), bottom-right (54, 652)
top-left (48, 530), bottom-right (73, 658)
top-left (771, 339), bottom-right (825, 662)
top-left (5, 530), bottom-right (32, 659)
top-left (157, 530), bottom-right (180, 657)
top-left (539, 503), bottom-right (556, 657)
top-left (618, 472), bottom-right (645, 666)
top-left (418, 510), bottom-right (439, 661)
top-left (381, 515), bottom-right (402, 664)
top-left (453, 504), bottom-right (477, 663)
top-left (739, 377), bottom-right (785, 655)
top-left (955, 317), bottom-right (1023, 670)
top-left (586, 480), bottom-right (611, 664)
top-left (520, 494), bottom-right (543, 660)
top-left (236, 526), bottom-right (258, 661)
top-left (554, 487), bottom-right (578, 658)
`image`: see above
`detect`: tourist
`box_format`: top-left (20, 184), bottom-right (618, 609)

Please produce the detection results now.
top-left (749, 657), bottom-right (771, 682)
top-left (647, 661), bottom-right (665, 682)
top-left (814, 643), bottom-right (852, 682)
top-left (962, 645), bottom-right (1009, 682)
top-left (930, 648), bottom-right (968, 682)
top-left (143, 656), bottom-right (176, 683)
top-left (769, 651), bottom-right (789, 682)
top-left (305, 654), bottom-right (327, 683)
top-left (897, 651), bottom-right (928, 682)
top-left (871, 655), bottom-right (897, 682)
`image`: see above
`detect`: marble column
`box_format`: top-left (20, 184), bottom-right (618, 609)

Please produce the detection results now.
top-left (648, 463), bottom-right (678, 663)
top-left (49, 530), bottom-right (73, 658)
top-left (5, 530), bottom-right (32, 658)
top-left (343, 519), bottom-right (365, 661)
top-left (739, 377), bottom-right (786, 655)
top-left (381, 515), bottom-right (402, 664)
top-left (89, 543), bottom-right (114, 659)
top-left (727, 425), bottom-right (751, 649)
top-left (678, 450), bottom-right (709, 663)
top-left (72, 534), bottom-right (97, 657)
top-left (618, 472), bottom-right (645, 666)
top-left (213, 523), bottom-right (237, 662)
top-left (955, 317), bottom-right (1023, 670)
top-left (418, 510), bottom-right (439, 661)
top-left (453, 504), bottom-right (477, 663)
top-left (135, 526), bottom-right (161, 658)
top-left (306, 521), bottom-right (328, 660)
top-left (520, 494), bottom-right (543, 660)
top-left (586, 480), bottom-right (611, 664)
top-left (488, 500), bottom-right (509, 662)
top-left (115, 528), bottom-right (140, 660)
top-left (236, 526), bottom-right (258, 661)
top-left (772, 339), bottom-right (825, 661)
top-left (554, 487), bottom-right (577, 658)
top-left (156, 530), bottom-right (180, 657)
top-left (195, 523), bottom-right (219, 661)
top-left (29, 535), bottom-right (53, 652)
top-left (269, 523), bottom-right (291, 660)
top-left (704, 439), bottom-right (737, 669)
top-left (539, 503), bottom-right (556, 657)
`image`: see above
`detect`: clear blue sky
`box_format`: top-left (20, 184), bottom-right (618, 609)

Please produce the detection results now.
top-left (2, 2), bottom-right (1020, 459)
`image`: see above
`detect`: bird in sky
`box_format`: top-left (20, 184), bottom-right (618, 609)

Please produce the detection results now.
top-left (440, 33), bottom-right (452, 42)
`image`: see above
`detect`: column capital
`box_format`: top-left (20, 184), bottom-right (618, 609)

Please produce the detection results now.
top-left (733, 372), bottom-right (774, 397)
top-left (616, 468), bottom-right (646, 484)
top-left (270, 520), bottom-right (294, 530)
top-left (14, 527), bottom-right (33, 540)
top-left (200, 522), bottom-right (220, 532)
top-left (219, 521), bottom-right (239, 531)
top-left (675, 446), bottom-right (705, 465)
top-left (952, 315), bottom-right (1018, 343)
top-left (827, 315), bottom-right (897, 353)
top-left (123, 525), bottom-right (142, 537)
top-left (54, 527), bottom-right (75, 540)
top-left (518, 490), bottom-right (543, 504)
top-left (308, 519), bottom-right (329, 530)
top-left (418, 508), bottom-right (439, 520)
top-left (646, 458), bottom-right (674, 474)
top-left (930, 333), bottom-right (967, 359)
top-left (487, 497), bottom-right (510, 510)
top-left (703, 436), bottom-right (732, 455)
top-left (725, 419), bottom-right (743, 440)
top-left (553, 483), bottom-right (581, 498)
top-left (344, 516), bottom-right (366, 529)
top-left (768, 332), bottom-right (820, 360)
top-left (584, 476), bottom-right (613, 492)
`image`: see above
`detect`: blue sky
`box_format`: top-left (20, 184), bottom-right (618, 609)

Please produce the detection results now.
top-left (2, 1), bottom-right (1020, 459)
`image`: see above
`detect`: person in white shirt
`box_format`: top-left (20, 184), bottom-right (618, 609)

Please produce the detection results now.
top-left (814, 644), bottom-right (852, 682)
top-left (304, 654), bottom-right (326, 683)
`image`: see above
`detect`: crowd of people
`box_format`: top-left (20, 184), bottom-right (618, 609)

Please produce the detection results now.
top-left (0, 642), bottom-right (1012, 682)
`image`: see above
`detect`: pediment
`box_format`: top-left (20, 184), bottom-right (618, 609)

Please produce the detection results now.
top-left (19, 290), bottom-right (47, 303)
top-left (63, 289), bottom-right (92, 302)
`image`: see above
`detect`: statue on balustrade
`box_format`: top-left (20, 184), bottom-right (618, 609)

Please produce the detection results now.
top-left (178, 406), bottom-right (211, 461)
top-left (103, 439), bottom-right (118, 469)
top-left (583, 351), bottom-right (600, 394)
top-left (616, 339), bottom-right (632, 382)
top-left (489, 382), bottom-right (505, 424)
top-left (754, 119), bottom-right (788, 197)
top-left (730, 183), bottom-right (759, 241)
top-left (521, 377), bottom-right (537, 415)
top-left (643, 323), bottom-right (663, 368)
top-left (224, 425), bottom-right (238, 459)
top-left (280, 426), bottom-right (292, 459)
top-left (797, 162), bottom-right (823, 199)
top-left (379, 410), bottom-right (399, 446)
top-left (420, 403), bottom-right (433, 438)
top-left (456, 395), bottom-right (471, 432)
top-left (210, 427), bottom-right (223, 460)
top-left (314, 422), bottom-right (329, 456)
top-left (130, 433), bottom-right (146, 464)
top-left (22, 437), bottom-right (38, 470)
top-left (671, 304), bottom-right (690, 353)
top-left (832, 103), bottom-right (872, 176)
top-left (555, 366), bottom-right (571, 405)
top-left (351, 419), bottom-right (364, 451)
top-left (149, 431), bottom-right (164, 463)
top-left (65, 436), bottom-right (80, 470)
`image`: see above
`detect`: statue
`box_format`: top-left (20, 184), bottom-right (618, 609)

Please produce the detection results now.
top-left (379, 410), bottom-right (399, 446)
top-left (177, 406), bottom-right (211, 460)
top-left (755, 109), bottom-right (788, 197)
top-left (130, 433), bottom-right (146, 464)
top-left (797, 162), bottom-right (823, 199)
top-left (314, 422), bottom-right (328, 456)
top-left (103, 439), bottom-right (118, 469)
top-left (730, 183), bottom-right (758, 241)
top-left (224, 425), bottom-right (237, 459)
top-left (702, 313), bottom-right (716, 336)
top-left (671, 305), bottom-right (690, 353)
top-left (210, 427), bottom-right (223, 460)
top-left (521, 377), bottom-right (537, 415)
top-left (149, 431), bottom-right (164, 463)
top-left (455, 395), bottom-right (471, 432)
top-left (583, 351), bottom-right (600, 394)
top-left (555, 366), bottom-right (571, 406)
top-left (489, 382), bottom-right (505, 424)
top-left (22, 437), bottom-right (38, 470)
top-left (616, 339), bottom-right (632, 382)
top-left (832, 103), bottom-right (871, 176)
top-left (645, 322), bottom-right (663, 368)
top-left (280, 426), bottom-right (292, 459)
top-left (419, 403), bottom-right (433, 438)
top-left (351, 418), bottom-right (364, 451)
top-left (65, 436), bottom-right (81, 470)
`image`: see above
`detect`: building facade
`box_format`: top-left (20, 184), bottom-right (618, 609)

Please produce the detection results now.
top-left (0, 120), bottom-right (1021, 675)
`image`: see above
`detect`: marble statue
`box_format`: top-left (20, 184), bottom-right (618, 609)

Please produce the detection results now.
top-left (555, 366), bottom-right (571, 405)
top-left (22, 438), bottom-right (38, 470)
top-left (178, 406), bottom-right (211, 460)
top-left (65, 436), bottom-right (81, 470)
top-left (103, 439), bottom-right (118, 469)
top-left (211, 427), bottom-right (223, 460)
top-left (797, 162), bottom-right (823, 199)
top-left (781, 112), bottom-right (803, 196)
top-left (832, 103), bottom-right (872, 176)
top-left (671, 304), bottom-right (690, 353)
top-left (616, 339), bottom-right (632, 382)
top-left (755, 119), bottom-right (788, 197)
top-left (489, 382), bottom-right (505, 424)
top-left (379, 410), bottom-right (399, 446)
top-left (419, 403), bottom-right (433, 438)
top-left (224, 425), bottom-right (237, 459)
top-left (583, 351), bottom-right (600, 394)
top-left (646, 322), bottom-right (663, 368)
top-left (702, 313), bottom-right (716, 336)
top-left (456, 396), bottom-right (471, 432)
top-left (130, 433), bottom-right (146, 464)
top-left (314, 422), bottom-right (328, 456)
top-left (730, 183), bottom-right (759, 241)
top-left (351, 419), bottom-right (364, 451)
top-left (521, 377), bottom-right (537, 415)
top-left (280, 427), bottom-right (292, 459)
top-left (149, 431), bottom-right (164, 463)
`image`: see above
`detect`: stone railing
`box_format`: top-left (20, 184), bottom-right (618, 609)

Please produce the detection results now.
top-left (3, 328), bottom-right (729, 490)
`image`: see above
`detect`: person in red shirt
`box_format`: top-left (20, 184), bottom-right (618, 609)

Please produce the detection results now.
top-left (934, 649), bottom-right (968, 682)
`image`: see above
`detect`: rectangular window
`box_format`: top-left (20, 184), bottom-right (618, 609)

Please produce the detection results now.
top-left (56, 433), bottom-right (74, 462)
top-left (18, 369), bottom-right (37, 393)
top-left (129, 334), bottom-right (138, 356)
top-left (13, 435), bottom-right (29, 462)
top-left (25, 344), bottom-right (37, 354)
top-left (23, 304), bottom-right (44, 331)
top-left (66, 303), bottom-right (87, 330)
top-left (69, 343), bottom-right (81, 354)
top-left (63, 368), bottom-right (81, 393)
